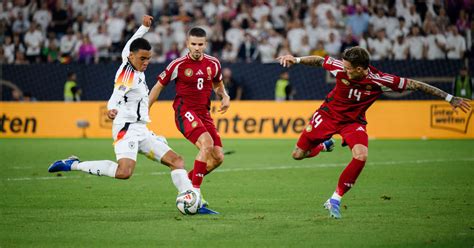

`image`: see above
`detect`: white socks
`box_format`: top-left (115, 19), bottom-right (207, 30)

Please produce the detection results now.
top-left (331, 192), bottom-right (342, 202)
top-left (72, 160), bottom-right (118, 178)
top-left (170, 169), bottom-right (193, 192)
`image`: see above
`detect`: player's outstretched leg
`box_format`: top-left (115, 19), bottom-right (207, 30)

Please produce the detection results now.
top-left (48, 156), bottom-right (121, 178)
top-left (324, 144), bottom-right (367, 219)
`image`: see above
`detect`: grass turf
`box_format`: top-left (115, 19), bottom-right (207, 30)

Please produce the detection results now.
top-left (0, 139), bottom-right (473, 247)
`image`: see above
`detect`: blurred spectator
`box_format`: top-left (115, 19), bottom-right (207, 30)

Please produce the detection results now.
top-left (452, 66), bottom-right (472, 99)
top-left (11, 11), bottom-right (30, 34)
top-left (78, 35), bottom-right (97, 64)
top-left (434, 8), bottom-right (450, 33)
top-left (425, 26), bottom-right (447, 60)
top-left (72, 14), bottom-right (86, 34)
top-left (3, 36), bottom-right (15, 64)
top-left (311, 41), bottom-right (328, 57)
top-left (369, 30), bottom-right (392, 60)
top-left (384, 7), bottom-right (399, 41)
top-left (165, 42), bottom-right (180, 62)
top-left (106, 12), bottom-right (127, 52)
top-left (0, 47), bottom-right (7, 64)
top-left (225, 20), bottom-right (244, 54)
top-left (64, 72), bottom-right (81, 102)
top-left (346, 4), bottom-right (370, 38)
top-left (369, 7), bottom-right (387, 33)
top-left (237, 33), bottom-right (259, 63)
top-left (14, 50), bottom-right (29, 64)
top-left (270, 0), bottom-right (288, 34)
top-left (23, 92), bottom-right (37, 102)
top-left (287, 19), bottom-right (306, 55)
top-left (24, 23), bottom-right (44, 63)
top-left (446, 26), bottom-right (466, 59)
top-left (59, 27), bottom-right (77, 64)
top-left (455, 9), bottom-right (470, 35)
top-left (275, 71), bottom-right (295, 101)
top-left (50, 1), bottom-right (69, 37)
top-left (252, 0), bottom-right (270, 23)
top-left (83, 14), bottom-right (100, 38)
top-left (404, 4), bottom-right (422, 28)
top-left (258, 37), bottom-right (277, 63)
top-left (392, 34), bottom-right (409, 60)
top-left (221, 42), bottom-right (237, 63)
top-left (33, 2), bottom-right (52, 33)
top-left (306, 17), bottom-right (324, 48)
top-left (130, 0), bottom-right (149, 24)
top-left (324, 32), bottom-right (342, 57)
top-left (407, 25), bottom-right (425, 59)
top-left (90, 25), bottom-right (111, 62)
top-left (209, 21), bottom-right (225, 56)
top-left (222, 68), bottom-right (243, 100)
top-left (295, 36), bottom-right (311, 57)
top-left (340, 32), bottom-right (359, 54)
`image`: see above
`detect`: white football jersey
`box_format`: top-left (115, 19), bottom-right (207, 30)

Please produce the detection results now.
top-left (107, 25), bottom-right (150, 124)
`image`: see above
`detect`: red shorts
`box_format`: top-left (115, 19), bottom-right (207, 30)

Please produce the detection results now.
top-left (174, 109), bottom-right (222, 147)
top-left (297, 110), bottom-right (368, 151)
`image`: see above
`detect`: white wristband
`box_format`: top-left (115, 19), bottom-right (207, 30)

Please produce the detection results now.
top-left (445, 94), bottom-right (453, 102)
top-left (295, 57), bottom-right (301, 64)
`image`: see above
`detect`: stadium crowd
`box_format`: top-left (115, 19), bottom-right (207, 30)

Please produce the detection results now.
top-left (0, 0), bottom-right (472, 65)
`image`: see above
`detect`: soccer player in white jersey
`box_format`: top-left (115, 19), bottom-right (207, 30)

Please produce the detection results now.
top-left (48, 15), bottom-right (194, 198)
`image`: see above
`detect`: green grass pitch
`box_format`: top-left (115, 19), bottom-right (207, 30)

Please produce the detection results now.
top-left (1, 138), bottom-right (473, 247)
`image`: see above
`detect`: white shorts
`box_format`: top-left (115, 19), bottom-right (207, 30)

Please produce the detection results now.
top-left (112, 122), bottom-right (171, 162)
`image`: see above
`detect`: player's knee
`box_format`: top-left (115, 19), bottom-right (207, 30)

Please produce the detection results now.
top-left (213, 152), bottom-right (224, 166)
top-left (292, 150), bottom-right (304, 160)
top-left (353, 151), bottom-right (368, 161)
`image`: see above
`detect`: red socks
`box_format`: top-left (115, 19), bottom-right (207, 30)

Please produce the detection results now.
top-left (190, 160), bottom-right (207, 188)
top-left (306, 144), bottom-right (324, 158)
top-left (336, 158), bottom-right (366, 196)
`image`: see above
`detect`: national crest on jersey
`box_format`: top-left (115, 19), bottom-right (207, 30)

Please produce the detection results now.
top-left (321, 56), bottom-right (407, 124)
top-left (157, 53), bottom-right (223, 111)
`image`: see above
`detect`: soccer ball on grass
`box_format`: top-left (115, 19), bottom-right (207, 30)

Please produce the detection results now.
top-left (176, 189), bottom-right (201, 215)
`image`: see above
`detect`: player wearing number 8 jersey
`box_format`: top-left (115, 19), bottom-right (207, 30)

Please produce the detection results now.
top-left (149, 27), bottom-right (230, 213)
top-left (278, 47), bottom-right (471, 219)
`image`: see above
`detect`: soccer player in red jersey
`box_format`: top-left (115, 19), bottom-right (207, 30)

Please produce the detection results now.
top-left (149, 27), bottom-right (230, 213)
top-left (278, 47), bottom-right (471, 219)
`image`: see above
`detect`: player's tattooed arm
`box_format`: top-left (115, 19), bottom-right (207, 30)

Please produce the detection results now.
top-left (277, 55), bottom-right (324, 68)
top-left (299, 56), bottom-right (325, 67)
top-left (406, 79), bottom-right (471, 113)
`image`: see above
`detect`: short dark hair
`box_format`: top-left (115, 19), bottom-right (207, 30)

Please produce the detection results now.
top-left (130, 38), bottom-right (151, 52)
top-left (187, 27), bottom-right (207, 38)
top-left (342, 46), bottom-right (370, 69)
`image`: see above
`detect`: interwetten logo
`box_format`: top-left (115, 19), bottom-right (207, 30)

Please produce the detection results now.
top-left (430, 104), bottom-right (472, 133)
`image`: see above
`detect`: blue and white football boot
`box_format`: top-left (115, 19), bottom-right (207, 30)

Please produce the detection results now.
top-left (48, 156), bottom-right (80, 173)
top-left (323, 198), bottom-right (342, 219)
top-left (322, 138), bottom-right (335, 152)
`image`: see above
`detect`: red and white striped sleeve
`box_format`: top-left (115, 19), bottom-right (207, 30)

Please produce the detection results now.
top-left (322, 56), bottom-right (345, 77)
top-left (369, 70), bottom-right (407, 92)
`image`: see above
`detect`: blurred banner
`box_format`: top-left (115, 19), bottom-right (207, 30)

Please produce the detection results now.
top-left (1, 101), bottom-right (472, 139)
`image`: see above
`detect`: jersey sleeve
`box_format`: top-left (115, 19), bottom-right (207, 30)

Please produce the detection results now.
top-left (372, 72), bottom-right (407, 92)
top-left (322, 56), bottom-right (345, 77)
top-left (121, 25), bottom-right (150, 62)
top-left (156, 58), bottom-right (182, 86)
top-left (212, 59), bottom-right (223, 83)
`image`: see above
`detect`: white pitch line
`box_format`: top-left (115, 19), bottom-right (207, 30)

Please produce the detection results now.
top-left (4, 158), bottom-right (474, 182)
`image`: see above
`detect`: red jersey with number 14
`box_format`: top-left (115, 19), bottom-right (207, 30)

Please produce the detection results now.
top-left (320, 56), bottom-right (407, 124)
top-left (157, 53), bottom-right (222, 113)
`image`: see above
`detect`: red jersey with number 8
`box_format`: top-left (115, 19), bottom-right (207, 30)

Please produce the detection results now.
top-left (320, 56), bottom-right (407, 124)
top-left (157, 53), bottom-right (222, 113)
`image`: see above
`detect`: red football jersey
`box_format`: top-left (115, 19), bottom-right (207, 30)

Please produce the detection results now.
top-left (157, 53), bottom-right (223, 112)
top-left (321, 56), bottom-right (407, 124)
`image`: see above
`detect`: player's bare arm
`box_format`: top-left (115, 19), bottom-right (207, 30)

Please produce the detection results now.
top-left (406, 79), bottom-right (471, 113)
top-left (277, 55), bottom-right (324, 68)
top-left (148, 82), bottom-right (165, 109)
top-left (213, 81), bottom-right (230, 114)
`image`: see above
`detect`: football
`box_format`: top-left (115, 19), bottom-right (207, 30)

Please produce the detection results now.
top-left (176, 189), bottom-right (201, 215)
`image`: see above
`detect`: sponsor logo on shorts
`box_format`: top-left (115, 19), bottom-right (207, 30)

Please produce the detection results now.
top-left (305, 125), bottom-right (312, 132)
top-left (191, 121), bottom-right (198, 128)
top-left (341, 79), bottom-right (350, 85)
top-left (185, 68), bottom-right (193, 77)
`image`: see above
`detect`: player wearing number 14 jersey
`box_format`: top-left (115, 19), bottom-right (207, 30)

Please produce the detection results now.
top-left (149, 27), bottom-right (230, 213)
top-left (278, 47), bottom-right (471, 219)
